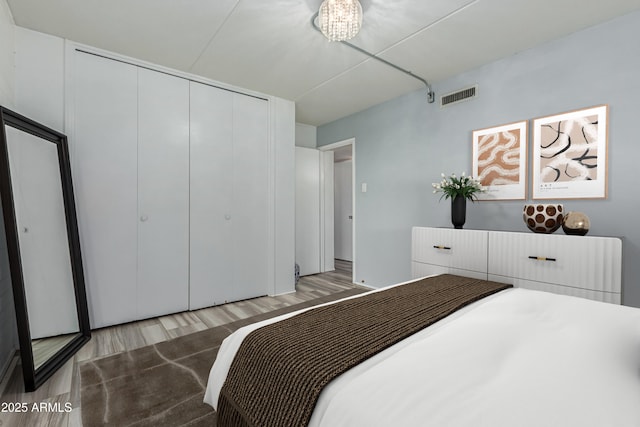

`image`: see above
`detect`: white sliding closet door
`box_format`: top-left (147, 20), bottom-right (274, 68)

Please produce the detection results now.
top-left (189, 82), bottom-right (234, 309)
top-left (72, 52), bottom-right (138, 328)
top-left (189, 82), bottom-right (269, 309)
top-left (137, 68), bottom-right (190, 318)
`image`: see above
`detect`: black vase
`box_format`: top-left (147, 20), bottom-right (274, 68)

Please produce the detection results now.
top-left (451, 196), bottom-right (466, 229)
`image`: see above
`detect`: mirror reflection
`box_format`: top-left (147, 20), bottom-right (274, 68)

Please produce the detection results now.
top-left (5, 126), bottom-right (80, 369)
top-left (0, 106), bottom-right (90, 391)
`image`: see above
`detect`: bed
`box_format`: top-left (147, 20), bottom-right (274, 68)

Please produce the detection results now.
top-left (203, 273), bottom-right (640, 427)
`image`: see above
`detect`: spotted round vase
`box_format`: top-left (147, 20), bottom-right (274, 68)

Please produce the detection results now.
top-left (523, 204), bottom-right (564, 234)
top-left (451, 196), bottom-right (466, 229)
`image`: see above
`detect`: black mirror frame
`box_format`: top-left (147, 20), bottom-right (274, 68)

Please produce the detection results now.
top-left (0, 106), bottom-right (90, 392)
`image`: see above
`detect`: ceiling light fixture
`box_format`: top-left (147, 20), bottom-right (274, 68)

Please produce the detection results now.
top-left (318, 0), bottom-right (363, 41)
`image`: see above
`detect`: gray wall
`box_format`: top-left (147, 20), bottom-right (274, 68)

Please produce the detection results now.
top-left (0, 0), bottom-right (17, 381)
top-left (295, 122), bottom-right (318, 148)
top-left (318, 10), bottom-right (640, 307)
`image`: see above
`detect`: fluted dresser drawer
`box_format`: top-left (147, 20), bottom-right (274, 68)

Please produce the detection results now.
top-left (488, 231), bottom-right (622, 301)
top-left (411, 227), bottom-right (488, 277)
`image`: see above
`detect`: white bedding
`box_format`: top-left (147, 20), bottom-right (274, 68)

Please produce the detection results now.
top-left (204, 278), bottom-right (640, 427)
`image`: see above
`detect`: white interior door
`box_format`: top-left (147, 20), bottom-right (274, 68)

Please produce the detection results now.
top-left (334, 160), bottom-right (353, 261)
top-left (321, 151), bottom-right (335, 271)
top-left (295, 147), bottom-right (321, 276)
top-left (137, 68), bottom-right (190, 319)
top-left (72, 51), bottom-right (138, 328)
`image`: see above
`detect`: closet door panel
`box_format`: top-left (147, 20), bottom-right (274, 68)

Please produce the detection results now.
top-left (137, 68), bottom-right (190, 318)
top-left (189, 82), bottom-right (234, 310)
top-left (231, 94), bottom-right (269, 301)
top-left (72, 52), bottom-right (138, 328)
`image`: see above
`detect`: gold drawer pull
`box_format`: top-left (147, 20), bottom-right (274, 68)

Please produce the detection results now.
top-left (528, 256), bottom-right (556, 262)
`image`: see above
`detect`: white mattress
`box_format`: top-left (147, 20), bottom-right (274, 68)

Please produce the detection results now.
top-left (204, 278), bottom-right (640, 427)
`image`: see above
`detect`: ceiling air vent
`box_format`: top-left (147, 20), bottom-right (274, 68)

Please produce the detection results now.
top-left (440, 84), bottom-right (478, 108)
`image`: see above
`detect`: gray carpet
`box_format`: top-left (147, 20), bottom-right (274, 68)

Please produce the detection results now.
top-left (79, 288), bottom-right (368, 427)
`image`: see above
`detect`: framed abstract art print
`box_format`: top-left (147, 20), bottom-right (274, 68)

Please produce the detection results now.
top-left (472, 120), bottom-right (527, 200)
top-left (531, 105), bottom-right (608, 199)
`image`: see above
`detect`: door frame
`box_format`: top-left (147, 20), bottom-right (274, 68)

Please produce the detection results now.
top-left (319, 138), bottom-right (356, 284)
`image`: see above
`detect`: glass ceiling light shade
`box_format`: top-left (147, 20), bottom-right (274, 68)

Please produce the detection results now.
top-left (319, 0), bottom-right (363, 41)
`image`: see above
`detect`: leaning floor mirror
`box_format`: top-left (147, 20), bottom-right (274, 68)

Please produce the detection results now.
top-left (0, 106), bottom-right (90, 392)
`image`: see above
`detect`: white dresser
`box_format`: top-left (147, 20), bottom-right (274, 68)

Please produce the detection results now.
top-left (412, 227), bottom-right (622, 304)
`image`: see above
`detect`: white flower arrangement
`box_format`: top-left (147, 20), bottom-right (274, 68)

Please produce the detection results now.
top-left (432, 172), bottom-right (485, 201)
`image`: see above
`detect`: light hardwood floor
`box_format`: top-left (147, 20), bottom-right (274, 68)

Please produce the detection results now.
top-left (0, 261), bottom-right (362, 427)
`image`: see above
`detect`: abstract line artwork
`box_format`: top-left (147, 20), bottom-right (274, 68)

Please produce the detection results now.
top-left (472, 121), bottom-right (527, 200)
top-left (539, 115), bottom-right (598, 182)
top-left (532, 105), bottom-right (608, 199)
top-left (477, 129), bottom-right (520, 185)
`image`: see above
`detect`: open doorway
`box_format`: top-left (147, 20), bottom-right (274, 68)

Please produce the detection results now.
top-left (320, 138), bottom-right (355, 283)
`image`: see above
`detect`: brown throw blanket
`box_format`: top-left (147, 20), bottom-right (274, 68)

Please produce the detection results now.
top-left (217, 274), bottom-right (511, 427)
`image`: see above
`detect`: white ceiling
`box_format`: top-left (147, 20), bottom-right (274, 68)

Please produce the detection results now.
top-left (8, 0), bottom-right (640, 126)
